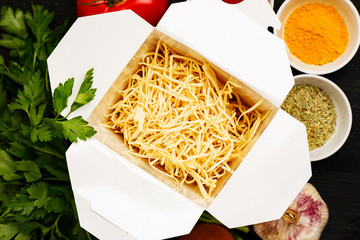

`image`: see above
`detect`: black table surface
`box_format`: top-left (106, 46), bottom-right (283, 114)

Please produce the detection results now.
top-left (0, 0), bottom-right (359, 239)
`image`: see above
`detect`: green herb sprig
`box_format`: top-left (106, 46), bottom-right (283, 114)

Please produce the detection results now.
top-left (0, 5), bottom-right (96, 240)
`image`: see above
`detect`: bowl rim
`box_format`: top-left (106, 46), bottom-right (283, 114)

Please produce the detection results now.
top-left (293, 74), bottom-right (353, 161)
top-left (276, 0), bottom-right (360, 75)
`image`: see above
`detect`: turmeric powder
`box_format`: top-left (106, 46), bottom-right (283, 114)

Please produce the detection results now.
top-left (284, 3), bottom-right (349, 65)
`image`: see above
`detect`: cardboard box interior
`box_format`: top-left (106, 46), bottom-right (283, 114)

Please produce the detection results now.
top-left (87, 29), bottom-right (278, 208)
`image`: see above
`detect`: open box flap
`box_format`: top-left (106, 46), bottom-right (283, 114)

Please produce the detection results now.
top-left (72, 191), bottom-right (138, 240)
top-left (207, 110), bottom-right (312, 227)
top-left (67, 139), bottom-right (203, 240)
top-left (158, 0), bottom-right (293, 107)
top-left (236, 0), bottom-right (281, 30)
top-left (47, 10), bottom-right (153, 120)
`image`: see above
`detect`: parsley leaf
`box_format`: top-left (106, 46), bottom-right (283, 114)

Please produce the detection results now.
top-left (52, 77), bottom-right (74, 116)
top-left (59, 116), bottom-right (96, 142)
top-left (31, 124), bottom-right (53, 142)
top-left (8, 142), bottom-right (37, 161)
top-left (0, 33), bottom-right (24, 49)
top-left (0, 223), bottom-right (18, 240)
top-left (29, 103), bottom-right (46, 126)
top-left (0, 149), bottom-right (22, 181)
top-left (8, 195), bottom-right (35, 216)
top-left (30, 142), bottom-right (65, 159)
top-left (15, 161), bottom-right (42, 183)
top-left (0, 7), bottom-right (27, 38)
top-left (8, 71), bottom-right (46, 115)
top-left (27, 182), bottom-right (47, 204)
top-left (70, 68), bottom-right (96, 114)
top-left (24, 6), bottom-right (53, 43)
top-left (48, 68), bottom-right (97, 142)
top-left (35, 155), bottom-right (69, 181)
top-left (45, 116), bottom-right (96, 143)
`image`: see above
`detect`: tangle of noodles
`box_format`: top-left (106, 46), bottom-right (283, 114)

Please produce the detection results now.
top-left (104, 41), bottom-right (269, 199)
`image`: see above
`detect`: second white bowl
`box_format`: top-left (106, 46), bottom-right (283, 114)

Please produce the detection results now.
top-left (292, 74), bottom-right (352, 161)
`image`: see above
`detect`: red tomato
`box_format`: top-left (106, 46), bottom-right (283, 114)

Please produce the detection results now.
top-left (76, 0), bottom-right (169, 26)
top-left (222, 0), bottom-right (244, 4)
top-left (179, 223), bottom-right (235, 240)
top-left (223, 0), bottom-right (274, 4)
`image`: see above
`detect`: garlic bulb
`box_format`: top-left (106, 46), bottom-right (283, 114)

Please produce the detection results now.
top-left (253, 183), bottom-right (329, 240)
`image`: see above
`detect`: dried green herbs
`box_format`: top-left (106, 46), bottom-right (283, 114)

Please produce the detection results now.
top-left (281, 84), bottom-right (337, 150)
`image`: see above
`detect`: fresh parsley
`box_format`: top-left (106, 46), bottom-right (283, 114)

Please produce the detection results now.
top-left (0, 5), bottom-right (96, 240)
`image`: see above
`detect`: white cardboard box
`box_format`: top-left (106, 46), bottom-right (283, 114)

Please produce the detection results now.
top-left (47, 0), bottom-right (312, 239)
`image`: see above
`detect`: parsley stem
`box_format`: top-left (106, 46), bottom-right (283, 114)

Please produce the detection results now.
top-left (33, 50), bottom-right (38, 72)
top-left (54, 212), bottom-right (70, 240)
top-left (86, 230), bottom-right (92, 240)
top-left (229, 229), bottom-right (244, 240)
top-left (42, 177), bottom-right (69, 182)
top-left (0, 208), bottom-right (11, 220)
top-left (45, 69), bottom-right (50, 92)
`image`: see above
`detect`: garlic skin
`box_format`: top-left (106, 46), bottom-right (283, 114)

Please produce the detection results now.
top-left (253, 183), bottom-right (329, 240)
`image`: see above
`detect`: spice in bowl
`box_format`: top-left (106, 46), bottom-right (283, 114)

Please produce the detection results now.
top-left (281, 84), bottom-right (337, 150)
top-left (284, 2), bottom-right (349, 65)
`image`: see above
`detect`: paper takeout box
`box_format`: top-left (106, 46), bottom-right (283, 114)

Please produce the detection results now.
top-left (47, 0), bottom-right (312, 239)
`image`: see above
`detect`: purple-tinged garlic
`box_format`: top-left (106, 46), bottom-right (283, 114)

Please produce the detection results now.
top-left (253, 183), bottom-right (329, 240)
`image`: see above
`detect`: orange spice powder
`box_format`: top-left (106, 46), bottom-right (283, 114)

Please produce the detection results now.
top-left (284, 2), bottom-right (349, 65)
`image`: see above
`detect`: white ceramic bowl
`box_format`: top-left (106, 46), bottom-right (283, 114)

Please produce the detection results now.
top-left (292, 74), bottom-right (352, 161)
top-left (276, 0), bottom-right (360, 75)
